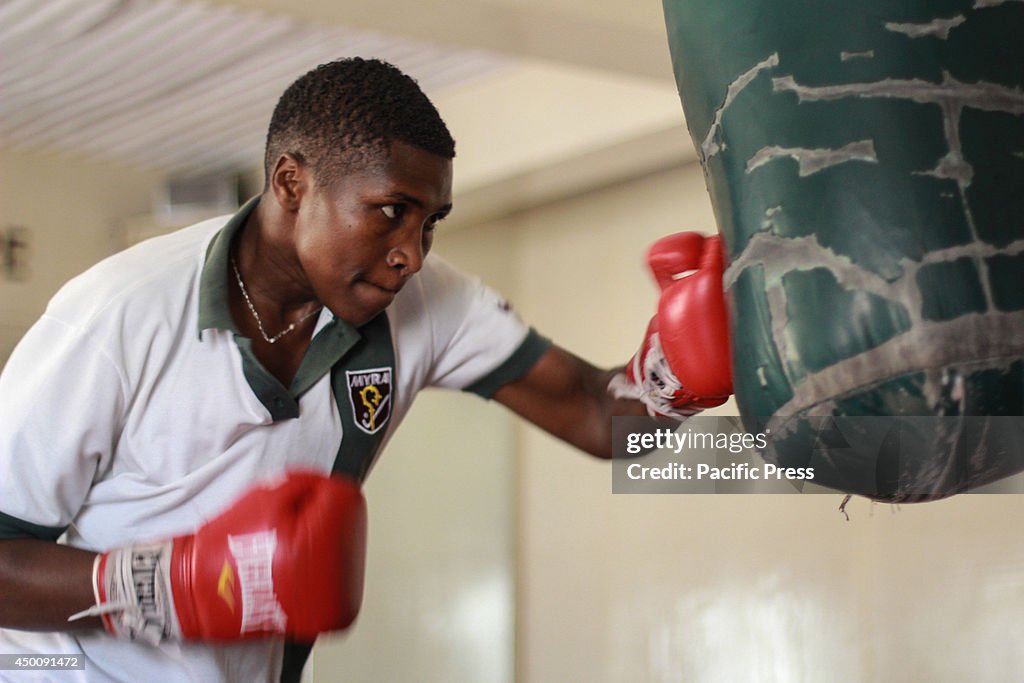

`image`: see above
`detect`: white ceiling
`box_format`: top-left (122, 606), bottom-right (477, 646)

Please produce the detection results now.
top-left (0, 0), bottom-right (510, 174)
top-left (0, 0), bottom-right (695, 217)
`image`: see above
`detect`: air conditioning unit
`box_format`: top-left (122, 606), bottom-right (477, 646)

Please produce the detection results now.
top-left (116, 172), bottom-right (248, 249)
top-left (153, 172), bottom-right (242, 227)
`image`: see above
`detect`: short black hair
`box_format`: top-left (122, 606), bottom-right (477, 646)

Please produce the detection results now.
top-left (264, 57), bottom-right (455, 187)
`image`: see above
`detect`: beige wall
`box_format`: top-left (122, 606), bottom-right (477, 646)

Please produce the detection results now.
top-left (0, 145), bottom-right (161, 364)
top-left (308, 388), bottom-right (519, 683)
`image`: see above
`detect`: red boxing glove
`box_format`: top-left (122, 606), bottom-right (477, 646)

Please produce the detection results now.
top-left (612, 232), bottom-right (733, 418)
top-left (77, 471), bottom-right (367, 644)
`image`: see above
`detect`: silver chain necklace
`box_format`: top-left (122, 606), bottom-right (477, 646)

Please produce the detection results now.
top-left (231, 256), bottom-right (322, 344)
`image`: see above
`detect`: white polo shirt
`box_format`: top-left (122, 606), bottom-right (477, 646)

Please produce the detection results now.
top-left (0, 198), bottom-right (548, 682)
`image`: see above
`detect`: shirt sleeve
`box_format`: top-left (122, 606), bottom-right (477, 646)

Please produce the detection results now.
top-left (417, 256), bottom-right (551, 397)
top-left (0, 314), bottom-right (125, 537)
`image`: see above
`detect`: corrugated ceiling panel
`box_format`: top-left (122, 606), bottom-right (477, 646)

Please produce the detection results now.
top-left (0, 0), bottom-right (508, 175)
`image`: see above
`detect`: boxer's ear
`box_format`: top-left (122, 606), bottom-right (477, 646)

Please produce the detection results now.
top-left (269, 153), bottom-right (309, 212)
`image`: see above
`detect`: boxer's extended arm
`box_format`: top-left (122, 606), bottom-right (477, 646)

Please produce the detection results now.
top-left (493, 345), bottom-right (647, 459)
top-left (494, 232), bottom-right (733, 458)
top-left (0, 539), bottom-right (101, 631)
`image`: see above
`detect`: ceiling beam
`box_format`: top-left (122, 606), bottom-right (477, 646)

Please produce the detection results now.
top-left (207, 0), bottom-right (676, 83)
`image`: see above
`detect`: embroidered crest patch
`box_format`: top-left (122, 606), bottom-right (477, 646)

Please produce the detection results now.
top-left (346, 367), bottom-right (393, 435)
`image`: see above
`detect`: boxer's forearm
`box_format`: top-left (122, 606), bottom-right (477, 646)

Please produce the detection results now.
top-left (494, 345), bottom-right (647, 459)
top-left (0, 539), bottom-right (101, 631)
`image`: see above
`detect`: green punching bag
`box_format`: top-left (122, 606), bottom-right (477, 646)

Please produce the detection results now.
top-left (662, 0), bottom-right (1024, 501)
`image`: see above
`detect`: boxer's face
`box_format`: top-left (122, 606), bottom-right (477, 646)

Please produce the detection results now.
top-left (294, 140), bottom-right (453, 327)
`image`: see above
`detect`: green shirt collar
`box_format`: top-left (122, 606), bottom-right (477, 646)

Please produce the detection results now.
top-left (197, 195), bottom-right (259, 334)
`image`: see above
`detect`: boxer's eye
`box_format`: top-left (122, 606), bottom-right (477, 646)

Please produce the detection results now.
top-left (381, 205), bottom-right (403, 219)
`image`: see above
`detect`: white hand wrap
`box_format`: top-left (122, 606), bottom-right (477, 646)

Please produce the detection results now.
top-left (608, 332), bottom-right (703, 419)
top-left (69, 542), bottom-right (181, 645)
